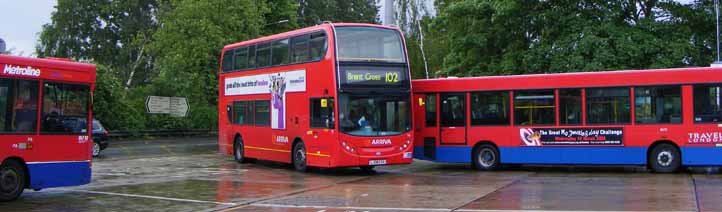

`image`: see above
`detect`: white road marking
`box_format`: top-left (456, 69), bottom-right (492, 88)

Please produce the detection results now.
top-left (251, 203), bottom-right (450, 211)
top-left (456, 210), bottom-right (692, 212)
top-left (58, 189), bottom-right (237, 206)
top-left (251, 204), bottom-right (690, 212)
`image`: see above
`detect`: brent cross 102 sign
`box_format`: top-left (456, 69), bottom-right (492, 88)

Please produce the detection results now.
top-left (145, 96), bottom-right (189, 117)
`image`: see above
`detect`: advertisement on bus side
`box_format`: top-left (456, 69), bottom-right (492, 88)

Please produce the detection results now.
top-left (520, 128), bottom-right (624, 146)
top-left (224, 70), bottom-right (306, 129)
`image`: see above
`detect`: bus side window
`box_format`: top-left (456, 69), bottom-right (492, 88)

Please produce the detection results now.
top-left (254, 100), bottom-right (270, 126)
top-left (222, 49), bottom-right (234, 72)
top-left (234, 47), bottom-right (249, 70)
top-left (635, 86), bottom-right (682, 124)
top-left (0, 78), bottom-right (39, 133)
top-left (271, 39), bottom-right (290, 66)
top-left (470, 91), bottom-right (509, 126)
top-left (514, 90), bottom-right (555, 126)
top-left (291, 34), bottom-right (310, 63)
top-left (41, 82), bottom-right (90, 134)
top-left (310, 98), bottom-right (335, 129)
top-left (248, 45), bottom-right (257, 69)
top-left (559, 89), bottom-right (582, 125)
top-left (233, 101), bottom-right (247, 125)
top-left (693, 84), bottom-right (722, 123)
top-left (425, 94), bottom-right (436, 127)
top-left (256, 43), bottom-right (271, 68)
top-left (309, 32), bottom-right (327, 61)
top-left (586, 87), bottom-right (631, 124)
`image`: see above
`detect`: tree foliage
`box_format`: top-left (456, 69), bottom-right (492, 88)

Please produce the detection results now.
top-left (405, 0), bottom-right (717, 78)
top-left (37, 0), bottom-right (160, 88)
top-left (298, 0), bottom-right (379, 26)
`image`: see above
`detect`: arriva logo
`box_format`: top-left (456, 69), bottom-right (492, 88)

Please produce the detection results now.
top-left (370, 139), bottom-right (392, 145)
top-left (3, 64), bottom-right (41, 77)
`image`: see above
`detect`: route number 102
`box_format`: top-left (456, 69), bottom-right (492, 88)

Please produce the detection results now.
top-left (385, 72), bottom-right (399, 83)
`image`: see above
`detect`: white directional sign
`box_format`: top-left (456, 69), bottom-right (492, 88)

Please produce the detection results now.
top-left (169, 97), bottom-right (189, 117)
top-left (145, 96), bottom-right (189, 117)
top-left (146, 96), bottom-right (170, 114)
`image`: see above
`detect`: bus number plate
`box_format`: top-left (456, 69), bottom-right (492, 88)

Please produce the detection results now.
top-left (369, 160), bottom-right (387, 165)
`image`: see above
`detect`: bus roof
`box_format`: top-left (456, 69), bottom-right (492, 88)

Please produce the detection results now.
top-left (222, 23), bottom-right (400, 51)
top-left (413, 67), bottom-right (722, 92)
top-left (0, 55), bottom-right (96, 83)
top-left (0, 55), bottom-right (96, 74)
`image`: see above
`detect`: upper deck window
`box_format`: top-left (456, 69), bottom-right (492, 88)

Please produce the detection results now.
top-left (222, 31), bottom-right (327, 73)
top-left (336, 27), bottom-right (405, 63)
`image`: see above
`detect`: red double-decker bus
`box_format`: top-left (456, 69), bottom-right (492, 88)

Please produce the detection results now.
top-left (412, 67), bottom-right (722, 173)
top-left (218, 23), bottom-right (413, 172)
top-left (0, 55), bottom-right (95, 201)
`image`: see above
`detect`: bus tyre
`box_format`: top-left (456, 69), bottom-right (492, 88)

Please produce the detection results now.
top-left (649, 143), bottom-right (681, 173)
top-left (0, 160), bottom-right (26, 202)
top-left (360, 166), bottom-right (376, 174)
top-left (293, 142), bottom-right (308, 172)
top-left (234, 137), bottom-right (246, 163)
top-left (473, 144), bottom-right (499, 171)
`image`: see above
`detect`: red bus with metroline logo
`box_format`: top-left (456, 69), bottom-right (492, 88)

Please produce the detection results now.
top-left (218, 23), bottom-right (414, 172)
top-left (412, 67), bottom-right (722, 173)
top-left (0, 55), bottom-right (95, 201)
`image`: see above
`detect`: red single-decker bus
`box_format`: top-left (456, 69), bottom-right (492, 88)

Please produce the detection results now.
top-left (1, 55), bottom-right (96, 201)
top-left (412, 67), bottom-right (722, 172)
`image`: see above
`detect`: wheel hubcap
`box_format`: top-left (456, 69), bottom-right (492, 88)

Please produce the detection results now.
top-left (295, 148), bottom-right (306, 165)
top-left (479, 149), bottom-right (496, 167)
top-left (657, 150), bottom-right (673, 167)
top-left (235, 142), bottom-right (243, 160)
top-left (0, 168), bottom-right (18, 193)
top-left (93, 143), bottom-right (100, 156)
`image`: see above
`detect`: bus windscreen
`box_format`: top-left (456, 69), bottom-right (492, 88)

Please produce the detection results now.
top-left (336, 27), bottom-right (405, 63)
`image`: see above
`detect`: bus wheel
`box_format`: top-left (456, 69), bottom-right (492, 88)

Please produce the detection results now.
top-left (234, 137), bottom-right (246, 163)
top-left (292, 142), bottom-right (308, 172)
top-left (473, 144), bottom-right (499, 171)
top-left (649, 143), bottom-right (681, 173)
top-left (360, 166), bottom-right (376, 174)
top-left (0, 160), bottom-right (26, 202)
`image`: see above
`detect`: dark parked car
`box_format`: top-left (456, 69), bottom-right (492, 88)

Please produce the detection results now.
top-left (90, 119), bottom-right (109, 157)
top-left (58, 118), bottom-right (109, 157)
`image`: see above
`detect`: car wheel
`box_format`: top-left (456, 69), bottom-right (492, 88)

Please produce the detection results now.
top-left (649, 143), bottom-right (681, 173)
top-left (292, 142), bottom-right (308, 172)
top-left (473, 144), bottom-right (500, 171)
top-left (92, 142), bottom-right (101, 158)
top-left (0, 160), bottom-right (26, 202)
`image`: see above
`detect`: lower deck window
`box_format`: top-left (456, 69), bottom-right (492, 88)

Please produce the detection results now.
top-left (586, 88), bottom-right (630, 124)
top-left (635, 86), bottom-right (682, 124)
top-left (514, 90), bottom-right (555, 125)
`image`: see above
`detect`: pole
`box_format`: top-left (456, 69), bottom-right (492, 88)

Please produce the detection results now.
top-left (714, 0), bottom-right (720, 63)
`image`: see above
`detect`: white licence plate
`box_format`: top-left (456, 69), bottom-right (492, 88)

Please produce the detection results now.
top-left (369, 159), bottom-right (387, 165)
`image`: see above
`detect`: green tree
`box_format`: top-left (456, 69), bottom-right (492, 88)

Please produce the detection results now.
top-left (149, 0), bottom-right (295, 129)
top-left (37, 0), bottom-right (160, 88)
top-left (428, 0), bottom-right (717, 77)
top-left (298, 0), bottom-right (379, 26)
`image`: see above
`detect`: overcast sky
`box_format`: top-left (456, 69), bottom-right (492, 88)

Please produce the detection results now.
top-left (0, 0), bottom-right (700, 57)
top-left (0, 0), bottom-right (56, 56)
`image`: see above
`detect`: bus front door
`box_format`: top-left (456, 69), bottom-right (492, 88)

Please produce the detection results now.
top-left (440, 93), bottom-right (466, 145)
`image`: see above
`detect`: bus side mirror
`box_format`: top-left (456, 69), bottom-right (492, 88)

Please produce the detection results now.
top-left (226, 105), bottom-right (232, 124)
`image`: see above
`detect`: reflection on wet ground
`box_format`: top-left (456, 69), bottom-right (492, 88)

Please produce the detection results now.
top-left (0, 137), bottom-right (720, 212)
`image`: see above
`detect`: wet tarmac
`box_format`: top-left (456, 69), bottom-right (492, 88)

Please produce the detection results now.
top-left (1, 137), bottom-right (720, 212)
